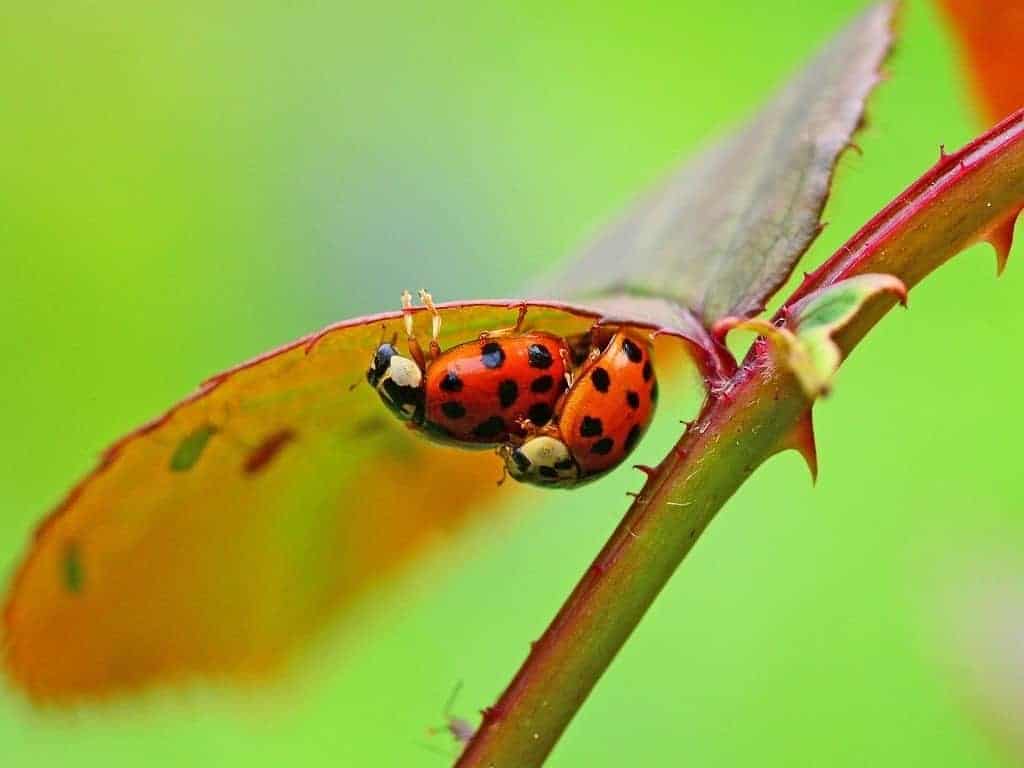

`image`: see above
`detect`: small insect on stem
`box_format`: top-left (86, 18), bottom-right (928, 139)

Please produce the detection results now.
top-left (428, 681), bottom-right (476, 746)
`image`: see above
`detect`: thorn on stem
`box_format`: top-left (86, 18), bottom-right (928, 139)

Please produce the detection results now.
top-left (986, 210), bottom-right (1020, 276)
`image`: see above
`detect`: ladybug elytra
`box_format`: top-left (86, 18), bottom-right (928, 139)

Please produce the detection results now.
top-left (366, 291), bottom-right (657, 488)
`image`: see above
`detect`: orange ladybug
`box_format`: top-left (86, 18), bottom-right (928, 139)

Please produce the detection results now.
top-left (499, 331), bottom-right (657, 487)
top-left (366, 291), bottom-right (657, 487)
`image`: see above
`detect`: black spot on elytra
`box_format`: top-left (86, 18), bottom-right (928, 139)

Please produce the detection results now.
top-left (650, 380), bottom-right (659, 402)
top-left (441, 401), bottom-right (467, 419)
top-left (481, 342), bottom-right (505, 369)
top-left (624, 424), bottom-right (642, 452)
top-left (622, 338), bottom-right (643, 363)
top-left (591, 437), bottom-right (615, 455)
top-left (590, 367), bottom-right (610, 392)
top-left (530, 375), bottom-right (553, 393)
top-left (528, 344), bottom-right (553, 369)
top-left (642, 360), bottom-right (653, 382)
top-left (626, 390), bottom-right (640, 409)
top-left (580, 416), bottom-right (603, 437)
top-left (538, 466), bottom-right (559, 479)
top-left (498, 379), bottom-right (519, 408)
top-left (555, 457), bottom-right (575, 471)
top-left (528, 402), bottom-right (553, 426)
top-left (473, 416), bottom-right (505, 438)
top-left (440, 370), bottom-right (463, 392)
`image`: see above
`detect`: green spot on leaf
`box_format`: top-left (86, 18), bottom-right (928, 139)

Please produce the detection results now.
top-left (63, 544), bottom-right (83, 594)
top-left (170, 424), bottom-right (217, 472)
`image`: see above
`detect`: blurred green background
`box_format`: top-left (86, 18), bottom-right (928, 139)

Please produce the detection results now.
top-left (3, 0), bottom-right (1022, 765)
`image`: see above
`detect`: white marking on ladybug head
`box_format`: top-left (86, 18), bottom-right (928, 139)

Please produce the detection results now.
top-left (367, 343), bottom-right (424, 421)
top-left (500, 435), bottom-right (579, 488)
top-left (387, 355), bottom-right (422, 388)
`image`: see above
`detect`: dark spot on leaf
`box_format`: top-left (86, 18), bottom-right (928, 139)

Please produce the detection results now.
top-left (642, 360), bottom-right (653, 382)
top-left (498, 379), bottom-right (519, 408)
top-left (62, 542), bottom-right (83, 594)
top-left (528, 402), bottom-right (553, 426)
top-left (624, 424), bottom-right (642, 453)
top-left (538, 466), bottom-right (559, 479)
top-left (580, 416), bottom-right (603, 437)
top-left (473, 416), bottom-right (505, 439)
top-left (442, 401), bottom-right (467, 419)
top-left (626, 391), bottom-right (640, 409)
top-left (481, 342), bottom-right (505, 369)
top-left (528, 344), bottom-right (553, 369)
top-left (592, 437), bottom-right (614, 455)
top-left (530, 375), bottom-right (554, 393)
top-left (590, 367), bottom-right (611, 392)
top-left (622, 338), bottom-right (643, 363)
top-left (170, 424), bottom-right (217, 472)
top-left (351, 415), bottom-right (390, 436)
top-left (244, 429), bottom-right (296, 475)
top-left (440, 370), bottom-right (463, 392)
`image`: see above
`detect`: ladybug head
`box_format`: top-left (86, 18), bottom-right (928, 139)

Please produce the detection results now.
top-left (500, 436), bottom-right (579, 488)
top-left (366, 343), bottom-right (425, 422)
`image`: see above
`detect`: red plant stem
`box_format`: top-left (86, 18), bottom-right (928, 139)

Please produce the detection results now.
top-left (456, 354), bottom-right (803, 767)
top-left (456, 109), bottom-right (1024, 768)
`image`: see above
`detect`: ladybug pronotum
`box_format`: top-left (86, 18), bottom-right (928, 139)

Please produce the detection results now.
top-left (366, 291), bottom-right (657, 488)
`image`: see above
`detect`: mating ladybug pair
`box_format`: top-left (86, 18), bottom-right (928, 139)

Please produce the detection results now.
top-left (366, 291), bottom-right (658, 488)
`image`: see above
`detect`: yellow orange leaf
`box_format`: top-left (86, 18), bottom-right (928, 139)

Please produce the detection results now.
top-left (2, 300), bottom-right (693, 703)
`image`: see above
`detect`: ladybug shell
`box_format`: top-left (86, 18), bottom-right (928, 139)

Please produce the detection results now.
top-left (558, 332), bottom-right (657, 476)
top-left (423, 332), bottom-right (571, 445)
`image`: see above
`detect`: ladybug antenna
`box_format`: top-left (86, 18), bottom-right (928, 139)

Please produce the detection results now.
top-left (354, 325), bottom-right (399, 393)
top-left (377, 323), bottom-right (399, 347)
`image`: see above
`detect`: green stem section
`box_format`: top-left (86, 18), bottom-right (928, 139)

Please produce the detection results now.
top-left (456, 109), bottom-right (1024, 767)
top-left (455, 353), bottom-right (809, 768)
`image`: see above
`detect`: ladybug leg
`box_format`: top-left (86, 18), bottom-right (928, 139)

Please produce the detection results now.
top-left (586, 324), bottom-right (608, 362)
top-left (559, 347), bottom-right (574, 388)
top-left (514, 416), bottom-right (541, 437)
top-left (510, 302), bottom-right (527, 333)
top-left (401, 289), bottom-right (428, 371)
top-left (479, 302), bottom-right (527, 340)
top-left (494, 448), bottom-right (510, 486)
top-left (418, 289), bottom-right (443, 361)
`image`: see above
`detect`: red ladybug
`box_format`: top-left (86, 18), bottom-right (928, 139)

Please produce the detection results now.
top-left (366, 291), bottom-right (657, 487)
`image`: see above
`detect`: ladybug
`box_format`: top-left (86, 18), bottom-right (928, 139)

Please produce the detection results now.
top-left (366, 291), bottom-right (657, 488)
top-left (499, 330), bottom-right (658, 487)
